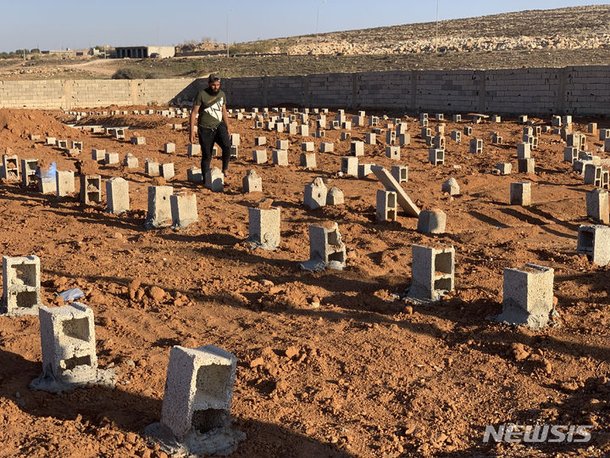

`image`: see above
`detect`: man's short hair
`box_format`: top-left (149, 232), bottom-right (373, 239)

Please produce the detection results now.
top-left (208, 74), bottom-right (221, 83)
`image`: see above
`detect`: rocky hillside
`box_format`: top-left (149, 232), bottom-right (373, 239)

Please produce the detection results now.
top-left (230, 5), bottom-right (610, 55)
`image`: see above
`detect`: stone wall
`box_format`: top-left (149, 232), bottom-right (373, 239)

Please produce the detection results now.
top-left (0, 66), bottom-right (608, 115)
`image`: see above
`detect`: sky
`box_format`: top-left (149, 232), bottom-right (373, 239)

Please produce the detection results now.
top-left (0, 0), bottom-right (607, 52)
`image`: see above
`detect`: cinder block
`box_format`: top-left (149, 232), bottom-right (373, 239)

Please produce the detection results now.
top-left (450, 130), bottom-right (461, 143)
top-left (230, 133), bottom-right (240, 146)
top-left (188, 144), bottom-right (202, 157)
top-left (385, 130), bottom-right (396, 145)
top-left (106, 177), bottom-right (130, 214)
top-left (432, 135), bottom-right (445, 150)
top-left (205, 168), bottom-right (224, 192)
top-left (124, 153), bottom-right (139, 168)
top-left (145, 160), bottom-right (161, 177)
top-left (495, 162), bottom-right (512, 175)
top-left (304, 177), bottom-right (327, 210)
top-left (469, 138), bottom-right (483, 153)
top-left (1, 255), bottom-right (41, 316)
top-left (577, 224), bottom-right (610, 265)
top-left (276, 139), bottom-right (289, 150)
top-left (252, 150), bottom-right (268, 164)
top-left (1, 154), bottom-right (20, 181)
top-left (518, 158), bottom-right (535, 174)
top-left (164, 143), bottom-right (176, 154)
top-left (21, 159), bottom-right (38, 187)
top-left (584, 163), bottom-right (602, 186)
top-left (80, 175), bottom-right (102, 205)
top-left (56, 170), bottom-right (75, 197)
top-left (398, 133), bottom-right (411, 146)
top-left (358, 163), bottom-right (374, 178)
top-left (161, 163), bottom-right (175, 180)
top-left (170, 192), bottom-right (198, 228)
top-left (391, 165), bottom-right (408, 183)
top-left (497, 264), bottom-right (554, 328)
top-left (146, 186), bottom-right (174, 228)
top-left (442, 177), bottom-right (460, 195)
top-left (300, 152), bottom-right (316, 170)
top-left (491, 133), bottom-right (503, 144)
top-left (230, 145), bottom-right (238, 159)
top-left (254, 136), bottom-right (266, 146)
top-left (326, 187), bottom-right (344, 206)
top-left (160, 345), bottom-right (237, 439)
top-left (586, 189), bottom-right (609, 224)
top-left (37, 302), bottom-right (98, 384)
top-left (242, 170), bottom-right (262, 193)
top-left (346, 140), bottom-right (363, 157)
top-left (463, 126), bottom-right (472, 136)
top-left (551, 115), bottom-right (562, 127)
top-left (376, 190), bottom-right (397, 222)
top-left (248, 207), bottom-right (280, 249)
top-left (563, 147), bottom-right (578, 163)
top-left (428, 148), bottom-right (444, 165)
top-left (272, 149), bottom-right (288, 166)
top-left (187, 167), bottom-right (203, 184)
top-left (38, 165), bottom-right (57, 194)
top-left (92, 148), bottom-right (106, 161)
top-left (408, 245), bottom-right (455, 301)
top-left (417, 209), bottom-right (447, 234)
top-left (131, 136), bottom-right (146, 145)
top-left (105, 152), bottom-right (119, 165)
top-left (341, 156), bottom-right (358, 177)
top-left (385, 146), bottom-right (400, 160)
top-left (319, 142), bottom-right (334, 153)
top-left (307, 222), bottom-right (346, 268)
top-left (510, 181), bottom-right (531, 206)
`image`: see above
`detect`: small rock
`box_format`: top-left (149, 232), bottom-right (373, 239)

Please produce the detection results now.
top-left (543, 359), bottom-right (553, 374)
top-left (404, 305), bottom-right (414, 315)
top-left (309, 296), bottom-right (321, 308)
top-left (148, 286), bottom-right (166, 302)
top-left (126, 432), bottom-right (137, 444)
top-left (285, 346), bottom-right (300, 359)
top-left (511, 343), bottom-right (530, 361)
top-left (249, 357), bottom-right (264, 368)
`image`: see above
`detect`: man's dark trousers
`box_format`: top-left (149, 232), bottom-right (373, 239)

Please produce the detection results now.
top-left (198, 122), bottom-right (231, 173)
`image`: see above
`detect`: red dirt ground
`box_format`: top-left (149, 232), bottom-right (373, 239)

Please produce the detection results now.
top-left (0, 106), bottom-right (608, 457)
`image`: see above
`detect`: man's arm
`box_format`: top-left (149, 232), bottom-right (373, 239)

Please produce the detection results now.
top-left (189, 103), bottom-right (200, 144)
top-left (222, 105), bottom-right (230, 132)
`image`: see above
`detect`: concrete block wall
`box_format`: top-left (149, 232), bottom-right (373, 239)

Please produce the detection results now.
top-left (0, 78), bottom-right (196, 109)
top-left (0, 65), bottom-right (608, 115)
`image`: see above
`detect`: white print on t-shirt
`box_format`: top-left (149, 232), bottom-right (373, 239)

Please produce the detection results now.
top-left (204, 97), bottom-right (224, 122)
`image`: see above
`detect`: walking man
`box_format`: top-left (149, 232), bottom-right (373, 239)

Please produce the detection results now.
top-left (189, 74), bottom-right (231, 177)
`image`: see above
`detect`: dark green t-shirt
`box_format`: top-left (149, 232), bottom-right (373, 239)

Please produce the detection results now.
top-left (194, 88), bottom-right (226, 129)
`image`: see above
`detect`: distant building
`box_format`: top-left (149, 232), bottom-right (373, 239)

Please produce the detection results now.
top-left (114, 46), bottom-right (176, 59)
